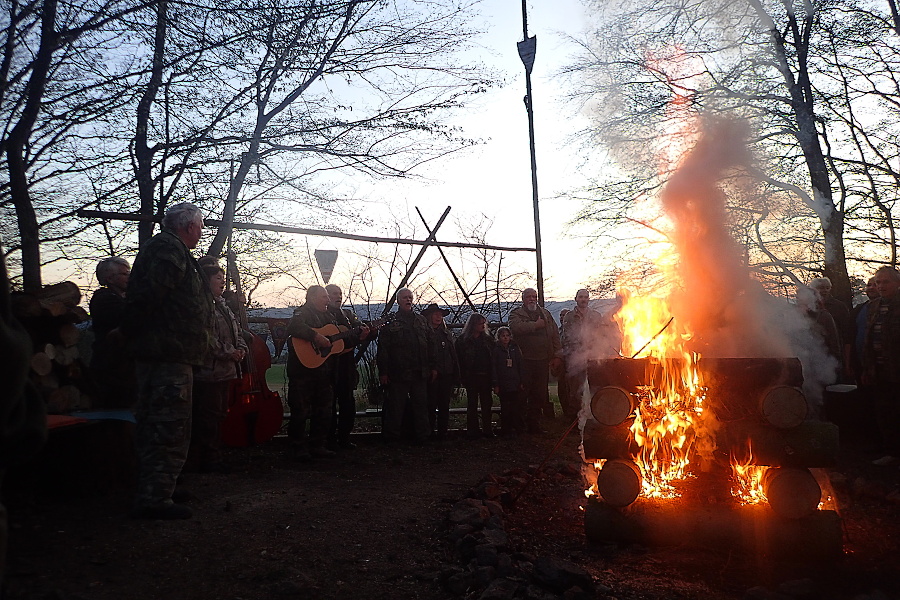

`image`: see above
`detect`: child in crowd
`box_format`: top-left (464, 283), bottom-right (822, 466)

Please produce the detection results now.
top-left (491, 326), bottom-right (525, 436)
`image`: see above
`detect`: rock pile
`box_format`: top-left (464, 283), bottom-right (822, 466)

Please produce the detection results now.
top-left (440, 464), bottom-right (609, 600)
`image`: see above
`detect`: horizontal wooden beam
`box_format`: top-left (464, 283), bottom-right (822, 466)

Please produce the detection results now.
top-left (76, 209), bottom-right (535, 253)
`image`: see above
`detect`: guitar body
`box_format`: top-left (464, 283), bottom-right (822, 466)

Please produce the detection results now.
top-left (291, 324), bottom-right (348, 369)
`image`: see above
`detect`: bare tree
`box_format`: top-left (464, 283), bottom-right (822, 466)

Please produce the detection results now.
top-left (561, 0), bottom-right (900, 306)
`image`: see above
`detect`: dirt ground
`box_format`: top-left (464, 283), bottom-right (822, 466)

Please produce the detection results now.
top-left (3, 416), bottom-right (900, 600)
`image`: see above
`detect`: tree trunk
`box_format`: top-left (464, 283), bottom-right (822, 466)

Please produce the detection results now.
top-left (751, 0), bottom-right (851, 305)
top-left (595, 459), bottom-right (642, 507)
top-left (5, 0), bottom-right (58, 292)
top-left (135, 0), bottom-right (167, 246)
top-left (725, 420), bottom-right (839, 468)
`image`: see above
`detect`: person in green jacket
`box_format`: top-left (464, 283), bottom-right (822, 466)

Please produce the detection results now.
top-left (121, 202), bottom-right (214, 520)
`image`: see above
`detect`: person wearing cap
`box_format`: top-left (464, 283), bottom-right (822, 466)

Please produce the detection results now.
top-left (423, 303), bottom-right (458, 440)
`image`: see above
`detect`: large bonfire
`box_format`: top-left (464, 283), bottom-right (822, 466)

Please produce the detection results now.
top-left (583, 117), bottom-right (804, 506)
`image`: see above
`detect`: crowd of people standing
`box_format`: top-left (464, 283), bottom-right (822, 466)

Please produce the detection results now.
top-left (83, 202), bottom-right (610, 520)
top-left (80, 201), bottom-right (900, 521)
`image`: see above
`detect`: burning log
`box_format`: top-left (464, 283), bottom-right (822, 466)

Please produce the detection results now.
top-left (595, 459), bottom-right (642, 507)
top-left (583, 498), bottom-right (842, 562)
top-left (762, 467), bottom-right (821, 519)
top-left (759, 386), bottom-right (807, 429)
top-left (588, 357), bottom-right (802, 396)
top-left (726, 420), bottom-right (839, 468)
top-left (582, 420), bottom-right (632, 461)
top-left (590, 386), bottom-right (635, 426)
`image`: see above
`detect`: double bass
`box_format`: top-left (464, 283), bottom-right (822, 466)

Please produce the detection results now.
top-left (220, 255), bottom-right (284, 447)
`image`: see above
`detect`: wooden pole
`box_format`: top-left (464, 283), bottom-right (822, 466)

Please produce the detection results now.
top-left (351, 206), bottom-right (452, 363)
top-left (380, 206), bottom-right (452, 318)
top-left (76, 209), bottom-right (535, 253)
top-left (415, 207), bottom-right (477, 313)
top-left (518, 1), bottom-right (545, 305)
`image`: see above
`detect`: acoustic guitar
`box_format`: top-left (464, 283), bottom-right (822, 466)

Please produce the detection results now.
top-left (291, 319), bottom-right (385, 369)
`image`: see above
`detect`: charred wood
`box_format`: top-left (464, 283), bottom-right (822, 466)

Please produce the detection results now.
top-left (725, 420), bottom-right (839, 468)
top-left (762, 467), bottom-right (821, 519)
top-left (582, 419), bottom-right (633, 461)
top-left (584, 498), bottom-right (842, 562)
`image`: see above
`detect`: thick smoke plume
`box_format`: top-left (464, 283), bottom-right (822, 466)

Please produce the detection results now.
top-left (660, 117), bottom-right (837, 406)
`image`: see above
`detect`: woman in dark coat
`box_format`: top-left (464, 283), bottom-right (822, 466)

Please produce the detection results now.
top-left (455, 313), bottom-right (495, 438)
top-left (89, 257), bottom-right (134, 408)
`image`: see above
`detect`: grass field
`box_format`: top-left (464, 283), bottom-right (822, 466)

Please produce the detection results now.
top-left (263, 363), bottom-right (562, 413)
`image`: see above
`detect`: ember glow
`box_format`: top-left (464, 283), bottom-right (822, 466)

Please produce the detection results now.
top-left (731, 462), bottom-right (768, 505)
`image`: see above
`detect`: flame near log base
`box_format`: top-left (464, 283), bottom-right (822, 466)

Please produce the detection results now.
top-left (582, 356), bottom-right (841, 557)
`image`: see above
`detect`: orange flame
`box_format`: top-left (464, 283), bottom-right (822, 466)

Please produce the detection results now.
top-left (614, 291), bottom-right (711, 499)
top-left (731, 453), bottom-right (768, 505)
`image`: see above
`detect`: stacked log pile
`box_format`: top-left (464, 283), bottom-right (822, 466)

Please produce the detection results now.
top-left (12, 282), bottom-right (95, 413)
top-left (582, 357), bottom-right (841, 558)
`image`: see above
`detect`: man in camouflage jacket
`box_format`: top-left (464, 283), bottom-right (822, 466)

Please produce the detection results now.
top-left (121, 202), bottom-right (214, 520)
top-left (509, 287), bottom-right (561, 433)
top-left (376, 288), bottom-right (435, 444)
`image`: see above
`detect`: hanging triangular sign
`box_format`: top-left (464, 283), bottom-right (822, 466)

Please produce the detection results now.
top-left (314, 249), bottom-right (338, 284)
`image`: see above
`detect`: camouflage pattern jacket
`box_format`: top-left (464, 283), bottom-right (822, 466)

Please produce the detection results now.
top-left (121, 229), bottom-right (214, 366)
top-left (864, 294), bottom-right (900, 383)
top-left (376, 310), bottom-right (434, 381)
top-left (508, 305), bottom-right (561, 361)
top-left (195, 298), bottom-right (248, 383)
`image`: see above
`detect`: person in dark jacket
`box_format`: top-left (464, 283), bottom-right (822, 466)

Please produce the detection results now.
top-left (325, 284), bottom-right (370, 450)
top-left (89, 256), bottom-right (134, 408)
top-left (456, 313), bottom-right (496, 438)
top-left (509, 288), bottom-right (562, 433)
top-left (491, 326), bottom-right (525, 436)
top-left (187, 264), bottom-right (247, 473)
top-left (0, 240), bottom-right (46, 581)
top-left (863, 267), bottom-right (900, 465)
top-left (376, 288), bottom-right (434, 444)
top-left (423, 303), bottom-right (458, 440)
top-left (121, 202), bottom-right (214, 520)
top-left (286, 285), bottom-right (340, 460)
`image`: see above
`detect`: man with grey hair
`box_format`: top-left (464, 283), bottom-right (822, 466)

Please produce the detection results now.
top-left (509, 287), bottom-right (561, 433)
top-left (121, 202), bottom-right (214, 519)
top-left (810, 276), bottom-right (852, 363)
top-left (376, 288), bottom-right (434, 444)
